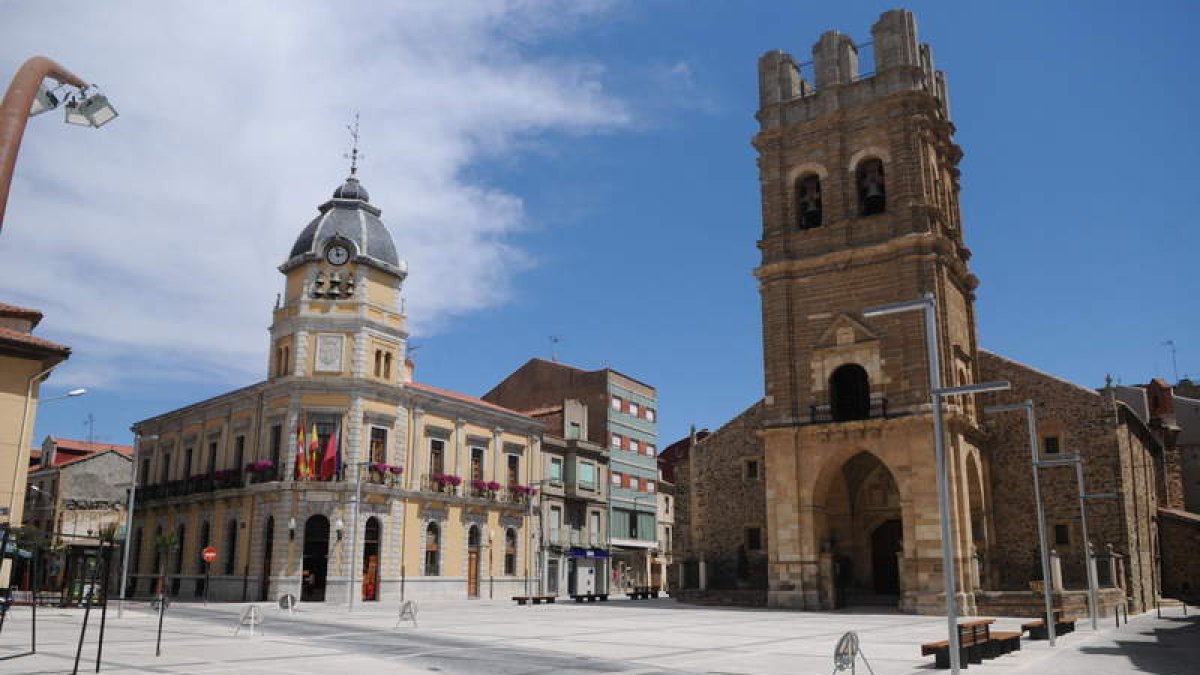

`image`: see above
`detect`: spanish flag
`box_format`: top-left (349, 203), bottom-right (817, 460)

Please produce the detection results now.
top-left (295, 422), bottom-right (308, 480)
top-left (309, 423), bottom-right (320, 480)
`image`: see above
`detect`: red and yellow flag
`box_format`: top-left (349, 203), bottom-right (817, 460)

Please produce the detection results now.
top-left (309, 423), bottom-right (320, 480)
top-left (295, 422), bottom-right (308, 480)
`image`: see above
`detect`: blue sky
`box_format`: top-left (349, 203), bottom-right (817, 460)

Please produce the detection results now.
top-left (7, 1), bottom-right (1197, 450)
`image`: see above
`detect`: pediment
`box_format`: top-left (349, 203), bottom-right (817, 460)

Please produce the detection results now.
top-left (814, 313), bottom-right (881, 349)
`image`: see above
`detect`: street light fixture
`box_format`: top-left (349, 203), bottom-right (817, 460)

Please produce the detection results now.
top-left (1, 56), bottom-right (119, 233)
top-left (863, 292), bottom-right (1010, 675)
top-left (62, 89), bottom-right (118, 129)
top-left (118, 432), bottom-right (156, 618)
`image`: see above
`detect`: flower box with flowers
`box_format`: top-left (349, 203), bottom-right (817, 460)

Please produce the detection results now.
top-left (246, 460), bottom-right (278, 484)
top-left (369, 463), bottom-right (404, 485)
top-left (469, 479), bottom-right (503, 498)
top-left (431, 473), bottom-right (462, 494)
top-left (509, 484), bottom-right (539, 504)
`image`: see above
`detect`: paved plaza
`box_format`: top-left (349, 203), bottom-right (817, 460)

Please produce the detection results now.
top-left (0, 598), bottom-right (1195, 674)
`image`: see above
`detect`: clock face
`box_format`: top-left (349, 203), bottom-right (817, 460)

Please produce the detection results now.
top-left (326, 244), bottom-right (350, 265)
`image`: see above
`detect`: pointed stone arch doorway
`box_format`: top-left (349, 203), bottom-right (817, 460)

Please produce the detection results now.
top-left (820, 451), bottom-right (904, 607)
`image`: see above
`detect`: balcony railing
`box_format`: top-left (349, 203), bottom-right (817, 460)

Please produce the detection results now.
top-left (809, 396), bottom-right (889, 424)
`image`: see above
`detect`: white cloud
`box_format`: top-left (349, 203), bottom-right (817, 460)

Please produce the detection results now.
top-left (0, 0), bottom-right (629, 385)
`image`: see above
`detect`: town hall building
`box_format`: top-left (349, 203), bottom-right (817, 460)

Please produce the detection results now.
top-left (129, 166), bottom-right (545, 605)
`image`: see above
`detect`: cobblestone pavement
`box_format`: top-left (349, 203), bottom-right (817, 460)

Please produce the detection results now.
top-left (0, 598), bottom-right (1194, 674)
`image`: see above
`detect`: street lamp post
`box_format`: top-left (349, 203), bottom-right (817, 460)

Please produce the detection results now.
top-left (1, 56), bottom-right (118, 234)
top-left (1036, 453), bottom-right (1107, 632)
top-left (864, 293), bottom-right (1010, 675)
top-left (118, 432), bottom-right (156, 618)
top-left (984, 400), bottom-right (1058, 645)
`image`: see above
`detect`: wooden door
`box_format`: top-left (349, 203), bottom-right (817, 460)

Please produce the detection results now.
top-left (467, 548), bottom-right (480, 598)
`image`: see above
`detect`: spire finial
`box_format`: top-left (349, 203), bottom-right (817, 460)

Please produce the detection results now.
top-left (345, 113), bottom-right (363, 176)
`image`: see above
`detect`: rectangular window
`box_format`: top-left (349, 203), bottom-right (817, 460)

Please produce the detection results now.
top-left (183, 448), bottom-right (193, 479)
top-left (161, 454), bottom-right (171, 483)
top-left (628, 511), bottom-right (638, 539)
top-left (744, 459), bottom-right (760, 480)
top-left (370, 428), bottom-right (387, 464)
top-left (629, 438), bottom-right (639, 454)
top-left (629, 402), bottom-right (639, 417)
top-left (550, 506), bottom-right (562, 544)
top-left (647, 480), bottom-right (656, 493)
top-left (664, 496), bottom-right (671, 515)
top-left (1054, 523), bottom-right (1070, 546)
top-left (610, 433), bottom-right (621, 449)
top-left (269, 425), bottom-right (282, 469)
top-left (589, 512), bottom-right (600, 544)
top-left (746, 527), bottom-right (763, 551)
top-left (567, 422), bottom-right (582, 440)
top-left (646, 408), bottom-right (656, 422)
top-left (207, 441), bottom-right (217, 475)
top-left (234, 435), bottom-right (245, 472)
top-left (578, 462), bottom-right (596, 488)
top-left (507, 454), bottom-right (520, 486)
top-left (647, 443), bottom-right (656, 456)
top-left (429, 438), bottom-right (445, 476)
top-left (140, 459), bottom-right (150, 486)
top-left (611, 396), bottom-right (621, 411)
top-left (611, 472), bottom-right (621, 487)
top-left (1043, 436), bottom-right (1061, 454)
top-left (549, 457), bottom-right (563, 483)
top-left (470, 446), bottom-right (485, 481)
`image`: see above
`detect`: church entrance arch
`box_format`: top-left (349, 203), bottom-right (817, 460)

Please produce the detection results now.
top-left (871, 519), bottom-right (902, 594)
top-left (301, 515), bottom-right (329, 602)
top-left (818, 450), bottom-right (903, 605)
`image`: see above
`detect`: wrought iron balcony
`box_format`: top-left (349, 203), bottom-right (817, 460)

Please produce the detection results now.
top-left (809, 396), bottom-right (889, 424)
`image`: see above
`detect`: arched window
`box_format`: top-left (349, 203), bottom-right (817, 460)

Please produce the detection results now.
top-left (504, 529), bottom-right (517, 575)
top-left (856, 158), bottom-right (886, 216)
top-left (224, 519), bottom-right (238, 575)
top-left (424, 522), bottom-right (440, 576)
top-left (829, 363), bottom-right (871, 421)
top-left (795, 174), bottom-right (823, 229)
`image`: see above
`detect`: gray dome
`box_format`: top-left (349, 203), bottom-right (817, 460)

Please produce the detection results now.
top-left (282, 176), bottom-right (404, 277)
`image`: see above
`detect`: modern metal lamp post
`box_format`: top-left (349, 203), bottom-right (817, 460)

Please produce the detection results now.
top-left (983, 400), bottom-right (1058, 646)
top-left (118, 432), bottom-right (156, 618)
top-left (1, 56), bottom-right (118, 234)
top-left (864, 292), bottom-right (1010, 675)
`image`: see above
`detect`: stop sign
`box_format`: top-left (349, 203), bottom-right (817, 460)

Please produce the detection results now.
top-left (202, 546), bottom-right (217, 563)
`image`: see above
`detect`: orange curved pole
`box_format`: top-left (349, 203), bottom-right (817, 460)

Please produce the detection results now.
top-left (0, 56), bottom-right (88, 234)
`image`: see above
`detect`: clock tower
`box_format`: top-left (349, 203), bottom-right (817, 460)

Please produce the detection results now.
top-left (270, 171), bottom-right (409, 385)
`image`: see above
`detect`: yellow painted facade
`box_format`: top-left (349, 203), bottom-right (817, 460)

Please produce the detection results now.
top-left (0, 306), bottom-right (70, 585)
top-left (129, 174), bottom-right (543, 604)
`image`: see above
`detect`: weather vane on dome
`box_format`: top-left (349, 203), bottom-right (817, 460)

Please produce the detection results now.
top-left (344, 113), bottom-right (364, 176)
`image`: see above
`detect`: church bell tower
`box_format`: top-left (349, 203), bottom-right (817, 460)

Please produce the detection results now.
top-left (754, 10), bottom-right (988, 613)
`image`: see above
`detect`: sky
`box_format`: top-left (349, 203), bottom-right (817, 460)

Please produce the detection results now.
top-left (2, 0), bottom-right (1197, 451)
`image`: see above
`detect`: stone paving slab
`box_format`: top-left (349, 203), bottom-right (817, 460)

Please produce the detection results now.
top-left (0, 598), bottom-right (1193, 674)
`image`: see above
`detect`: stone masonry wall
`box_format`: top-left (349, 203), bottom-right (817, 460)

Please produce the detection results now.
top-left (1159, 508), bottom-right (1200, 603)
top-left (978, 350), bottom-right (1160, 612)
top-left (688, 401), bottom-right (767, 589)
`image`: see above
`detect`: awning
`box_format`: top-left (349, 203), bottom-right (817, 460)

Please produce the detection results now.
top-left (1, 541), bottom-right (32, 560)
top-left (568, 547), bottom-right (610, 559)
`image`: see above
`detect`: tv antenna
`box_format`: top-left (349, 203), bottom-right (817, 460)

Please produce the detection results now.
top-left (1163, 340), bottom-right (1179, 383)
top-left (549, 336), bottom-right (561, 362)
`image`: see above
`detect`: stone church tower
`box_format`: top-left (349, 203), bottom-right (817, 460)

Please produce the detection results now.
top-left (755, 10), bottom-right (989, 613)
